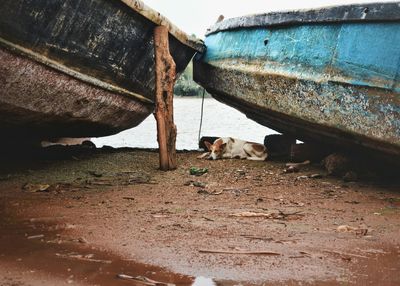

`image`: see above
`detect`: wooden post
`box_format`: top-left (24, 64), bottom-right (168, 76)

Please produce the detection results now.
top-left (153, 26), bottom-right (177, 171)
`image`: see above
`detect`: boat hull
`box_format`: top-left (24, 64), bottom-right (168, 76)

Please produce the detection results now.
top-left (0, 47), bottom-right (153, 140)
top-left (0, 0), bottom-right (203, 141)
top-left (194, 3), bottom-right (400, 157)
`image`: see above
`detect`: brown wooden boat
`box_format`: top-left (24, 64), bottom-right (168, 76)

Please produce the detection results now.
top-left (0, 0), bottom-right (204, 142)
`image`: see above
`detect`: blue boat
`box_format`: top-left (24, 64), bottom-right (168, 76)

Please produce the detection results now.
top-left (194, 2), bottom-right (400, 158)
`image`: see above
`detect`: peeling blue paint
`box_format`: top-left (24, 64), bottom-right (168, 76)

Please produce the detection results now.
top-left (194, 19), bottom-right (400, 155)
top-left (204, 23), bottom-right (400, 92)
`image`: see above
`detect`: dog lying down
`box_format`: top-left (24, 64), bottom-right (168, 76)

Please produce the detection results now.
top-left (199, 137), bottom-right (268, 161)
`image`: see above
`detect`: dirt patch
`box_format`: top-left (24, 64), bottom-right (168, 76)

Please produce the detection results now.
top-left (0, 147), bottom-right (399, 285)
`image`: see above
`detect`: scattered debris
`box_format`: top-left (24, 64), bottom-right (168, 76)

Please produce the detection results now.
top-left (55, 253), bottom-right (112, 264)
top-left (184, 180), bottom-right (206, 188)
top-left (344, 200), bottom-right (360, 204)
top-left (323, 250), bottom-right (368, 259)
top-left (283, 160), bottom-right (311, 173)
top-left (296, 175), bottom-right (309, 180)
top-left (285, 160), bottom-right (311, 168)
top-left (189, 167), bottom-right (208, 176)
top-left (309, 174), bottom-right (322, 179)
top-left (197, 189), bottom-right (225, 195)
top-left (283, 166), bottom-right (299, 173)
top-left (199, 248), bottom-right (281, 256)
top-left (116, 274), bottom-right (175, 286)
top-left (289, 251), bottom-right (311, 259)
top-left (241, 235), bottom-right (299, 244)
top-left (197, 189), bottom-right (209, 195)
top-left (240, 235), bottom-right (274, 242)
top-left (77, 237), bottom-right (88, 244)
top-left (229, 211), bottom-right (303, 220)
top-left (27, 234), bottom-right (44, 240)
top-left (87, 180), bottom-right (113, 186)
top-left (222, 188), bottom-right (250, 196)
top-left (122, 196), bottom-right (136, 201)
top-left (336, 225), bottom-right (368, 236)
top-left (337, 225), bottom-right (358, 232)
top-left (29, 216), bottom-right (64, 223)
top-left (295, 173), bottom-right (323, 180)
top-left (230, 211), bottom-right (278, 218)
top-left (152, 214), bottom-right (169, 218)
top-left (22, 183), bottom-right (50, 193)
top-left (209, 190), bottom-right (224, 195)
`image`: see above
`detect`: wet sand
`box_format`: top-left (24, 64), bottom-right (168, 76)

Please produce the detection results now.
top-left (0, 147), bottom-right (399, 285)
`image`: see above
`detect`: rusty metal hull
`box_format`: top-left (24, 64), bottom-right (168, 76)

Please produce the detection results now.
top-left (0, 0), bottom-right (203, 140)
top-left (194, 3), bottom-right (400, 157)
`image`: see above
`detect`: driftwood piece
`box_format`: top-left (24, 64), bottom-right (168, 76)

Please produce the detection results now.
top-left (153, 26), bottom-right (177, 171)
top-left (199, 249), bottom-right (281, 255)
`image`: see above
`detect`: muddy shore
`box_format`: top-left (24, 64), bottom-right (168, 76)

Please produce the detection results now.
top-left (0, 147), bottom-right (399, 285)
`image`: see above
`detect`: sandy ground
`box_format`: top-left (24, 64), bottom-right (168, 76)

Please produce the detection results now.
top-left (0, 147), bottom-right (399, 286)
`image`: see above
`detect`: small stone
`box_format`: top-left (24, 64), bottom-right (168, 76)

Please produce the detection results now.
top-left (78, 237), bottom-right (88, 244)
top-left (310, 174), bottom-right (322, 179)
top-left (284, 166), bottom-right (299, 173)
top-left (343, 171), bottom-right (358, 182)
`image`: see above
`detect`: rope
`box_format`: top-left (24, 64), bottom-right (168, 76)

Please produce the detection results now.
top-left (198, 88), bottom-right (206, 144)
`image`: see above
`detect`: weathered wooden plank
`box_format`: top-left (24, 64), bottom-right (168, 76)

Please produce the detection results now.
top-left (154, 26), bottom-right (177, 171)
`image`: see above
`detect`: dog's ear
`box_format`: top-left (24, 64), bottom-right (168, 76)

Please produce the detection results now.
top-left (204, 141), bottom-right (212, 151)
top-left (221, 143), bottom-right (227, 150)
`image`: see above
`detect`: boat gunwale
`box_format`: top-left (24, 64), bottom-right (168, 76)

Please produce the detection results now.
top-left (120, 0), bottom-right (204, 51)
top-left (206, 2), bottom-right (400, 35)
top-left (0, 38), bottom-right (155, 106)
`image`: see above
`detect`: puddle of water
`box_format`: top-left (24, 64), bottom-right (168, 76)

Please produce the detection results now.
top-left (0, 203), bottom-right (195, 286)
top-left (1, 197), bottom-right (399, 286)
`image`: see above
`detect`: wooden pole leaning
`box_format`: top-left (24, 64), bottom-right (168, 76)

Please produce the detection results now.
top-left (153, 25), bottom-right (177, 171)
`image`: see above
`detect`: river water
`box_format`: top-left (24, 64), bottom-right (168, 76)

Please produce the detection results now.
top-left (93, 97), bottom-right (277, 150)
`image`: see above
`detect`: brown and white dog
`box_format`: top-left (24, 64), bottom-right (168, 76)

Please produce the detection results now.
top-left (203, 137), bottom-right (268, 161)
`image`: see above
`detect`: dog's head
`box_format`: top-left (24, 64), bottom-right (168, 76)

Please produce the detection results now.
top-left (204, 139), bottom-right (226, 160)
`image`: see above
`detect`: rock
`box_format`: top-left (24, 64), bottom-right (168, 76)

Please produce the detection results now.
top-left (22, 183), bottom-right (50, 193)
top-left (343, 171), bottom-right (358, 182)
top-left (264, 134), bottom-right (296, 159)
top-left (283, 166), bottom-right (299, 173)
top-left (310, 174), bottom-right (322, 179)
top-left (323, 153), bottom-right (351, 176)
top-left (78, 237), bottom-right (88, 244)
top-left (41, 137), bottom-right (91, 147)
